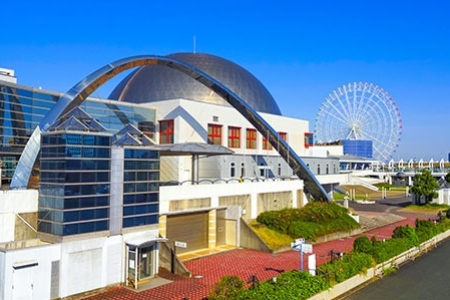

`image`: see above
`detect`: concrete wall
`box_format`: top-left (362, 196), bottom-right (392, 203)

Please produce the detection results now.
top-left (160, 179), bottom-right (304, 220)
top-left (0, 243), bottom-right (60, 300)
top-left (0, 190), bottom-right (38, 243)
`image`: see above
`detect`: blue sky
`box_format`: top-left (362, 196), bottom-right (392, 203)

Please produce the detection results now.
top-left (1, 0), bottom-right (449, 160)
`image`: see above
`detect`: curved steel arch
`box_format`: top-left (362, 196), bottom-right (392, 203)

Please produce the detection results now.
top-left (11, 55), bottom-right (329, 201)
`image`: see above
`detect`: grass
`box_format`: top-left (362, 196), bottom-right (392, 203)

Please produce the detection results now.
top-left (399, 203), bottom-right (450, 214)
top-left (248, 220), bottom-right (293, 249)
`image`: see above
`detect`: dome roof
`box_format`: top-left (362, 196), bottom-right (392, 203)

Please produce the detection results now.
top-left (108, 53), bottom-right (281, 115)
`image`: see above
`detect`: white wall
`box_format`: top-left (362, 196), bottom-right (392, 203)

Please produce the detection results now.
top-left (0, 190), bottom-right (38, 243)
top-left (148, 98), bottom-right (310, 156)
top-left (1, 243), bottom-right (60, 300)
top-left (160, 179), bottom-right (304, 219)
top-left (59, 235), bottom-right (124, 298)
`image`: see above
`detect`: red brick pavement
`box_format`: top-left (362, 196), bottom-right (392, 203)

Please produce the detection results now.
top-left (84, 216), bottom-right (418, 300)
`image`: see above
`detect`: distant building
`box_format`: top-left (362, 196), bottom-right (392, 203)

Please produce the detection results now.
top-left (342, 139), bottom-right (373, 159)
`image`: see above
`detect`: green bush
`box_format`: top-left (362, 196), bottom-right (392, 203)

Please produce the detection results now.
top-left (371, 238), bottom-right (414, 263)
top-left (415, 219), bottom-right (438, 243)
top-left (237, 271), bottom-right (330, 300)
top-left (256, 202), bottom-right (360, 241)
top-left (353, 236), bottom-right (373, 254)
top-left (317, 252), bottom-right (373, 284)
top-left (209, 275), bottom-right (244, 300)
top-left (288, 221), bottom-right (319, 241)
top-left (392, 225), bottom-right (419, 245)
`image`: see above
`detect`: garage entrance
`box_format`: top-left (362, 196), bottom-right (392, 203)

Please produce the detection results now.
top-left (166, 212), bottom-right (208, 254)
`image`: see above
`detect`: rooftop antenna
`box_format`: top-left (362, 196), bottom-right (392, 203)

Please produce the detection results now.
top-left (193, 35), bottom-right (196, 53)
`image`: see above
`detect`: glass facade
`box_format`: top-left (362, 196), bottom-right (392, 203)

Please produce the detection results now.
top-left (342, 140), bottom-right (373, 158)
top-left (39, 132), bottom-right (112, 236)
top-left (122, 148), bottom-right (160, 228)
top-left (0, 84), bottom-right (58, 181)
top-left (0, 81), bottom-right (156, 184)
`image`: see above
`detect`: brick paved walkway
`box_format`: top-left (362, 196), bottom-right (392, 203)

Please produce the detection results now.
top-left (84, 214), bottom-right (418, 300)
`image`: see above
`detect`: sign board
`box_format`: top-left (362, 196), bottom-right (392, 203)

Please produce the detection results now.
top-left (291, 243), bottom-right (313, 253)
top-left (291, 242), bottom-right (301, 250)
top-left (301, 243), bottom-right (313, 254)
top-left (174, 241), bottom-right (187, 248)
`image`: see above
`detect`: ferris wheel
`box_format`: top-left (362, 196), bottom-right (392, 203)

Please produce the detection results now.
top-left (314, 82), bottom-right (402, 163)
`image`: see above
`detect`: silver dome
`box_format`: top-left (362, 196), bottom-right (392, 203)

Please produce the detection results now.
top-left (109, 53), bottom-right (281, 115)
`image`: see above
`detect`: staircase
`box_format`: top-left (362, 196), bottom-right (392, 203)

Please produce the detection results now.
top-left (358, 213), bottom-right (405, 231)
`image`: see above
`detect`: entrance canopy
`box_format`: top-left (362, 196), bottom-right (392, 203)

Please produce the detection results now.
top-left (157, 142), bottom-right (234, 157)
top-left (126, 236), bottom-right (168, 249)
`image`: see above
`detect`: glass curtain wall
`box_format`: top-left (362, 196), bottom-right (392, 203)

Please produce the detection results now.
top-left (0, 82), bottom-right (156, 185)
top-left (122, 148), bottom-right (160, 228)
top-left (39, 132), bottom-right (112, 235)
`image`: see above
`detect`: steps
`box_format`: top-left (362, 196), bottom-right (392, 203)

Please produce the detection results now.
top-left (358, 213), bottom-right (405, 231)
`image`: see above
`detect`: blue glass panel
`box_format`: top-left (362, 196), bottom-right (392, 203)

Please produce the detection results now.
top-left (96, 196), bottom-right (109, 206)
top-left (64, 210), bottom-right (79, 222)
top-left (79, 221), bottom-right (95, 234)
top-left (63, 223), bottom-right (78, 235)
top-left (124, 195), bottom-right (135, 204)
top-left (79, 209), bottom-right (95, 221)
top-left (64, 198), bottom-right (80, 209)
top-left (80, 197), bottom-right (96, 207)
top-left (95, 208), bottom-right (108, 219)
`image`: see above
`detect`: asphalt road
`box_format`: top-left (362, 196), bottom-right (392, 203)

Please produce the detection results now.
top-left (343, 236), bottom-right (450, 300)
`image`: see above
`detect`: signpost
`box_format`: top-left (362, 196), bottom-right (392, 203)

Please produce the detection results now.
top-left (291, 238), bottom-right (313, 271)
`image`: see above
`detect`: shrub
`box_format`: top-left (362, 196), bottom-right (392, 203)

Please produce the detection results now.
top-left (238, 271), bottom-right (330, 300)
top-left (210, 275), bottom-right (244, 300)
top-left (256, 202), bottom-right (360, 241)
top-left (317, 252), bottom-right (373, 284)
top-left (371, 238), bottom-right (413, 263)
top-left (415, 219), bottom-right (438, 243)
top-left (392, 225), bottom-right (419, 245)
top-left (353, 236), bottom-right (373, 254)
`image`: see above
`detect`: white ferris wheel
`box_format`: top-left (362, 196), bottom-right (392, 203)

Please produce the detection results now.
top-left (314, 82), bottom-right (402, 163)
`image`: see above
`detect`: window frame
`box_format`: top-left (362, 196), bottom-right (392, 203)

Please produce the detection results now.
top-left (208, 124), bottom-right (222, 145)
top-left (159, 119), bottom-right (174, 144)
top-left (227, 126), bottom-right (241, 148)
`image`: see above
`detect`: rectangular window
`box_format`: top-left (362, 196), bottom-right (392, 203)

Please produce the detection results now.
top-left (246, 129), bottom-right (257, 149)
top-left (227, 126), bottom-right (241, 148)
top-left (305, 132), bottom-right (314, 148)
top-left (208, 124), bottom-right (222, 145)
top-left (262, 137), bottom-right (273, 150)
top-left (159, 119), bottom-right (174, 144)
top-left (279, 132), bottom-right (287, 141)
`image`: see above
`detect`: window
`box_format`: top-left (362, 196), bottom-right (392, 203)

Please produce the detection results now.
top-left (304, 132), bottom-right (314, 148)
top-left (317, 164), bottom-right (321, 175)
top-left (228, 126), bottom-right (241, 148)
top-left (246, 129), bottom-right (257, 149)
top-left (208, 124), bottom-right (222, 145)
top-left (278, 132), bottom-right (287, 142)
top-left (241, 163), bottom-right (245, 177)
top-left (326, 164), bottom-right (329, 174)
top-left (262, 137), bottom-right (272, 150)
top-left (230, 162), bottom-right (235, 177)
top-left (278, 163), bottom-right (281, 176)
top-left (159, 120), bottom-right (174, 144)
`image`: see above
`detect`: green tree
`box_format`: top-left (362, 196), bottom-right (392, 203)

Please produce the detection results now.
top-left (411, 169), bottom-right (439, 204)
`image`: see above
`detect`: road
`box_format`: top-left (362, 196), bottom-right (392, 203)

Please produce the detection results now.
top-left (343, 194), bottom-right (450, 299)
top-left (343, 236), bottom-right (450, 300)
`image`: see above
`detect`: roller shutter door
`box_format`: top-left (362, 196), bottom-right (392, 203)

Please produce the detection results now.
top-left (167, 212), bottom-right (208, 254)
